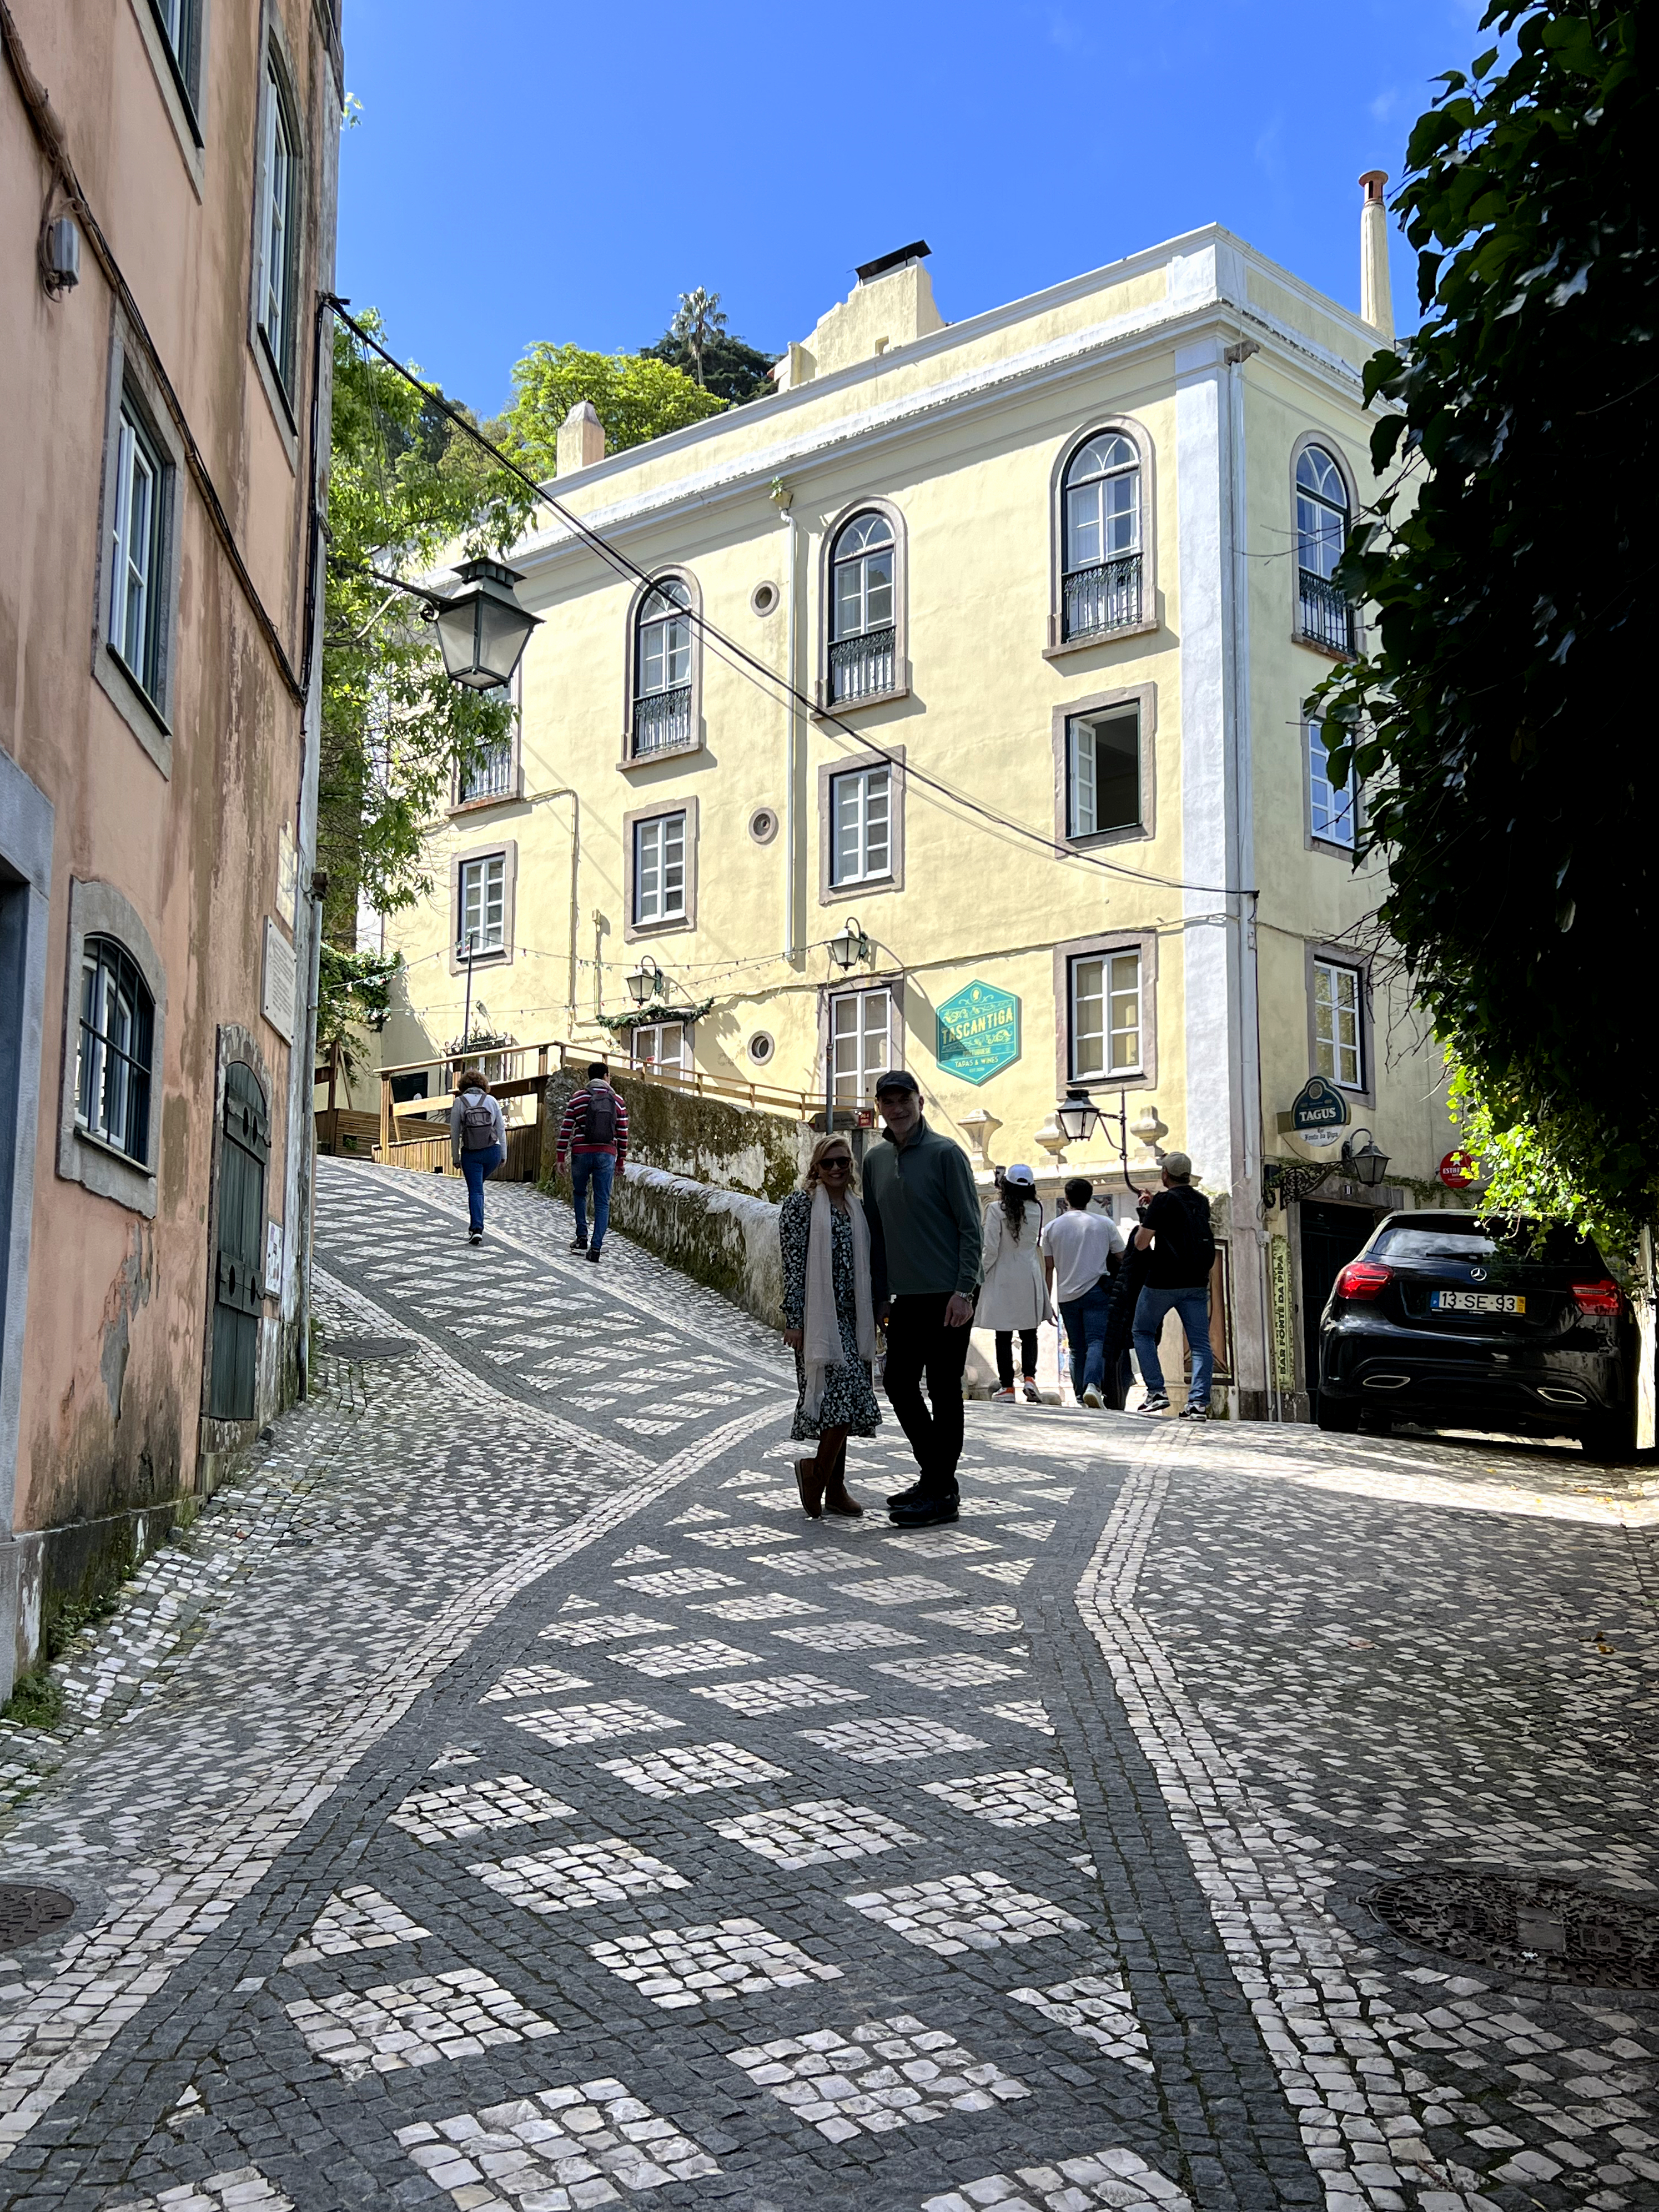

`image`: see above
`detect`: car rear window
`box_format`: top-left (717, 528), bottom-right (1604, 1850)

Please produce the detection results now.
top-left (1373, 1221), bottom-right (1603, 1269)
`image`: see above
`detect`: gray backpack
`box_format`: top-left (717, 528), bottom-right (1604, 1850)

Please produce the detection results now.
top-left (460, 1089), bottom-right (496, 1149)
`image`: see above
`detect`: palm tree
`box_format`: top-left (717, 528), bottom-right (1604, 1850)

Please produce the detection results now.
top-left (670, 288), bottom-right (728, 389)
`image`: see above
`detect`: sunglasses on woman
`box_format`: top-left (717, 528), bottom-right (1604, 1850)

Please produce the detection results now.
top-left (821, 1153), bottom-right (852, 1172)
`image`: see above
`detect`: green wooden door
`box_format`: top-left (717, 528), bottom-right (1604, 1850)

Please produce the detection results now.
top-left (209, 1060), bottom-right (269, 1421)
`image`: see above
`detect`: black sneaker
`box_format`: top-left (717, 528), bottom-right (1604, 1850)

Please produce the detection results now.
top-left (468, 1230), bottom-right (482, 1246)
top-left (886, 1480), bottom-right (926, 1509)
top-left (888, 1491), bottom-right (960, 1528)
top-left (569, 1238), bottom-right (589, 1253)
top-left (1179, 1402), bottom-right (1211, 1422)
top-left (586, 1246), bottom-right (602, 1264)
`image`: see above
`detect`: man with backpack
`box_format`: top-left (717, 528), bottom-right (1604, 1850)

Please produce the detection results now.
top-left (1130, 1151), bottom-right (1216, 1419)
top-left (555, 1063), bottom-right (629, 1263)
top-left (450, 1070), bottom-right (507, 1246)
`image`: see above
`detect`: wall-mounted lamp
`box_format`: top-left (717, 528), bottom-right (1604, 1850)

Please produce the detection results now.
top-left (626, 954), bottom-right (666, 1006)
top-left (827, 917), bottom-right (875, 971)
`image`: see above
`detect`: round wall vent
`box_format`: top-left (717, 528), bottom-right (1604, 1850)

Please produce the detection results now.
top-left (748, 807), bottom-right (778, 846)
top-left (748, 1032), bottom-right (776, 1064)
top-left (751, 581), bottom-right (780, 616)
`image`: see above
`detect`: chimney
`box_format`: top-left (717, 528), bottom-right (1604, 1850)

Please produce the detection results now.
top-left (556, 399), bottom-right (606, 475)
top-left (1359, 170), bottom-right (1394, 344)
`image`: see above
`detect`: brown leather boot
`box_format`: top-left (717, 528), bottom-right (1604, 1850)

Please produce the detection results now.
top-left (794, 1458), bottom-right (826, 1519)
top-left (822, 1447), bottom-right (863, 1517)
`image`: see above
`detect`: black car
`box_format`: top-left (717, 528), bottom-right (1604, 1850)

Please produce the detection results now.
top-left (1316, 1211), bottom-right (1635, 1458)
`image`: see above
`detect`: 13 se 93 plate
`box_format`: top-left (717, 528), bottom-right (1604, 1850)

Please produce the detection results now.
top-left (1431, 1290), bottom-right (1525, 1315)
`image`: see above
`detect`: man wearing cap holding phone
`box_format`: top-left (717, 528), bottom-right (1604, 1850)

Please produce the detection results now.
top-left (862, 1070), bottom-right (983, 1526)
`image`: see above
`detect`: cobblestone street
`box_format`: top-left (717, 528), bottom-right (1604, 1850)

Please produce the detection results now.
top-left (0, 1161), bottom-right (1653, 2212)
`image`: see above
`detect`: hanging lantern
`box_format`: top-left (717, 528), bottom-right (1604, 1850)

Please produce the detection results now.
top-left (431, 556), bottom-right (540, 691)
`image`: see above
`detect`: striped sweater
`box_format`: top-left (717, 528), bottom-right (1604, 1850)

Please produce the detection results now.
top-left (555, 1083), bottom-right (630, 1168)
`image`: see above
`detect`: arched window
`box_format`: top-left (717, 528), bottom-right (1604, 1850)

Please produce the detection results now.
top-left (1062, 432), bottom-right (1142, 639)
top-left (631, 576), bottom-right (694, 757)
top-left (828, 511), bottom-right (897, 703)
top-left (76, 936), bottom-right (155, 1164)
top-left (1295, 444), bottom-right (1354, 652)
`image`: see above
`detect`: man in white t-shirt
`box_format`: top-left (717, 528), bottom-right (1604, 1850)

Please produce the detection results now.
top-left (1040, 1179), bottom-right (1125, 1407)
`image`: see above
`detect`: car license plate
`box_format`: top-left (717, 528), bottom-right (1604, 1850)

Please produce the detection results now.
top-left (1431, 1290), bottom-right (1525, 1314)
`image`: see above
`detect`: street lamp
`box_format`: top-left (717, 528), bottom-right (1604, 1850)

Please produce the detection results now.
top-left (1052, 1085), bottom-right (1148, 1194)
top-left (626, 954), bottom-right (665, 1006)
top-left (1341, 1129), bottom-right (1390, 1188)
top-left (827, 917), bottom-right (874, 971)
top-left (431, 557), bottom-right (541, 691)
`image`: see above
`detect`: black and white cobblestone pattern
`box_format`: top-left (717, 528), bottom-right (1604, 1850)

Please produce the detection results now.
top-left (0, 1160), bottom-right (1648, 2211)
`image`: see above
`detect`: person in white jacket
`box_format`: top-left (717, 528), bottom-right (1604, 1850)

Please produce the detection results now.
top-left (978, 1164), bottom-right (1053, 1401)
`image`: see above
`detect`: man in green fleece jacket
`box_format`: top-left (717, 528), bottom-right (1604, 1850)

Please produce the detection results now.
top-left (862, 1070), bottom-right (983, 1527)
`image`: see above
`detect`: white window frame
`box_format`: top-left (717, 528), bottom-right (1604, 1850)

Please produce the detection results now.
top-left (109, 403), bottom-right (164, 697)
top-left (1065, 709), bottom-right (1140, 840)
top-left (1306, 719), bottom-right (1357, 849)
top-left (630, 1020), bottom-right (689, 1077)
top-left (634, 811), bottom-right (687, 927)
top-left (1313, 958), bottom-right (1364, 1090)
top-left (830, 765), bottom-right (892, 887)
top-left (256, 52), bottom-right (299, 391)
top-left (1068, 948), bottom-right (1143, 1083)
top-left (458, 854), bottom-right (506, 957)
top-left (828, 986), bottom-right (893, 1107)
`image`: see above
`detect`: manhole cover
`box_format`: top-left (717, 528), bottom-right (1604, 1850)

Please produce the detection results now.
top-left (326, 1335), bottom-right (415, 1363)
top-left (1369, 1871), bottom-right (1659, 1988)
top-left (0, 1884), bottom-right (76, 1948)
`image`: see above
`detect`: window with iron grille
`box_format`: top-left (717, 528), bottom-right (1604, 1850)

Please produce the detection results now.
top-left (1069, 949), bottom-right (1142, 1081)
top-left (634, 812), bottom-right (687, 926)
top-left (76, 937), bottom-right (155, 1164)
top-left (829, 988), bottom-right (892, 1106)
top-left (1295, 445), bottom-right (1355, 652)
top-left (1065, 708), bottom-right (1140, 838)
top-left (828, 512), bottom-right (897, 702)
top-left (1307, 719), bottom-right (1357, 848)
top-left (458, 854), bottom-right (506, 956)
top-left (257, 56), bottom-right (299, 390)
top-left (632, 577), bottom-right (694, 756)
top-left (108, 397), bottom-right (167, 701)
top-left (1062, 433), bottom-right (1142, 640)
top-left (1313, 958), bottom-right (1364, 1089)
top-left (458, 685), bottom-right (516, 803)
top-left (830, 766), bottom-right (891, 887)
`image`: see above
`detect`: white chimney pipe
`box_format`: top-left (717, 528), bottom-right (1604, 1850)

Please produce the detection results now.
top-left (1359, 170), bottom-right (1394, 344)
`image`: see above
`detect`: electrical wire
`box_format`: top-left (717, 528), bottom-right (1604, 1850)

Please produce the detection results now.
top-left (326, 298), bottom-right (1255, 906)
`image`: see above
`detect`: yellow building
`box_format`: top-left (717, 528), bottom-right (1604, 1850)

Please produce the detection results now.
top-left (376, 189), bottom-right (1455, 1420)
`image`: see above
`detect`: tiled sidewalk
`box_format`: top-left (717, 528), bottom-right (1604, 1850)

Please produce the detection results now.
top-left (0, 1162), bottom-right (1650, 2211)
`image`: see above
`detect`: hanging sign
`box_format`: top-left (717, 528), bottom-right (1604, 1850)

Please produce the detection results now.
top-left (935, 981), bottom-right (1020, 1088)
top-left (1286, 1074), bottom-right (1349, 1148)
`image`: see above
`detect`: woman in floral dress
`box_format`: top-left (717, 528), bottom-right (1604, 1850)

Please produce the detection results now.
top-left (780, 1134), bottom-right (881, 1517)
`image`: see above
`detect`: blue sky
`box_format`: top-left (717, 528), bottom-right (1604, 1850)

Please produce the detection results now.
top-left (337, 0), bottom-right (1490, 415)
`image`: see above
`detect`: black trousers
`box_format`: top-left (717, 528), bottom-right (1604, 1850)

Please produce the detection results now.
top-left (883, 1292), bottom-right (972, 1495)
top-left (994, 1329), bottom-right (1039, 1389)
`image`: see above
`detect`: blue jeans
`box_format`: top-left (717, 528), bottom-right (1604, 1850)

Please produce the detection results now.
top-left (570, 1150), bottom-right (616, 1253)
top-left (1059, 1284), bottom-right (1112, 1401)
top-left (459, 1142), bottom-right (504, 1233)
top-left (1133, 1284), bottom-right (1214, 1405)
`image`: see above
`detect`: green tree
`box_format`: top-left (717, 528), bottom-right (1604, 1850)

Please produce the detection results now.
top-left (320, 313), bottom-right (531, 1016)
top-left (1309, 0), bottom-right (1657, 1231)
top-left (669, 286), bottom-right (728, 387)
top-left (641, 323), bottom-right (778, 405)
top-left (502, 344), bottom-right (726, 477)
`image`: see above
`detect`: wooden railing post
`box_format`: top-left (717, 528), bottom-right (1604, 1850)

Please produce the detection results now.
top-left (379, 1074), bottom-right (393, 1159)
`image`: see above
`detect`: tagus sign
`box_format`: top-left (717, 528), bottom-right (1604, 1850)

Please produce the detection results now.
top-left (1288, 1074), bottom-right (1349, 1148)
top-left (935, 981), bottom-right (1020, 1088)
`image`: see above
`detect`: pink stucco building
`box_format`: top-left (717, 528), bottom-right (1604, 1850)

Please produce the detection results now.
top-left (0, 0), bottom-right (341, 1693)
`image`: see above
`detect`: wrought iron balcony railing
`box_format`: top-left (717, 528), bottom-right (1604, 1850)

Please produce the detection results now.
top-left (632, 685), bottom-right (693, 756)
top-left (1062, 553), bottom-right (1143, 641)
top-left (458, 739), bottom-right (515, 804)
top-left (1297, 570), bottom-right (1356, 654)
top-left (830, 625), bottom-right (897, 703)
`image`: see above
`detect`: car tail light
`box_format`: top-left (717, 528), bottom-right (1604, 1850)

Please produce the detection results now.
top-left (1334, 1261), bottom-right (1392, 1301)
top-left (1571, 1279), bottom-right (1622, 1316)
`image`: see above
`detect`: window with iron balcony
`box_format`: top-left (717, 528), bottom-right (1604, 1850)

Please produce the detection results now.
top-left (1061, 433), bottom-right (1143, 641)
top-left (828, 512), bottom-right (897, 704)
top-left (1295, 445), bottom-right (1356, 653)
top-left (632, 578), bottom-right (695, 757)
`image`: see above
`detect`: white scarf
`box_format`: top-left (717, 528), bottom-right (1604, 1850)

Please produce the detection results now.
top-left (802, 1181), bottom-right (877, 1420)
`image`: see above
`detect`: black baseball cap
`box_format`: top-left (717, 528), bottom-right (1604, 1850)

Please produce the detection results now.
top-left (874, 1069), bottom-right (919, 1098)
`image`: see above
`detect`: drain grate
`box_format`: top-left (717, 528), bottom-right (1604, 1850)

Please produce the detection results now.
top-left (326, 1334), bottom-right (415, 1363)
top-left (0, 1884), bottom-right (76, 1948)
top-left (1369, 1871), bottom-right (1659, 1989)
